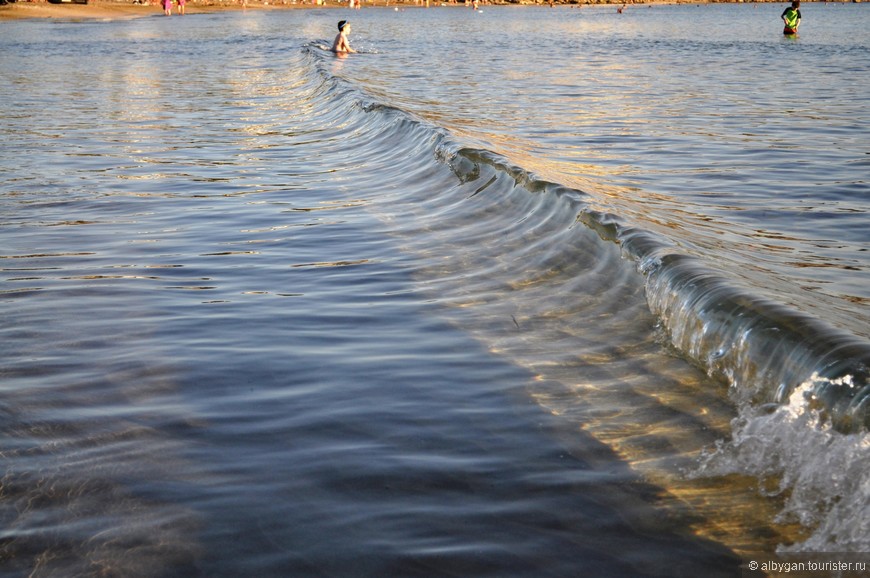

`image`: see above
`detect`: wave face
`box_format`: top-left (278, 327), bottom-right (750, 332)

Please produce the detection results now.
top-left (301, 5), bottom-right (870, 554)
top-left (315, 4), bottom-right (870, 555)
top-left (344, 4), bottom-right (870, 341)
top-left (1, 6), bottom-right (869, 575)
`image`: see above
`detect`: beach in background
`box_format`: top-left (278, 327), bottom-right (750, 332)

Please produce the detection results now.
top-left (2, 0), bottom-right (861, 22)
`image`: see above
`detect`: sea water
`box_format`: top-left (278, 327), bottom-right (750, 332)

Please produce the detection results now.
top-left (1, 4), bottom-right (868, 576)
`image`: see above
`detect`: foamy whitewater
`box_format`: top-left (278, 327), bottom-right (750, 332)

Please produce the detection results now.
top-left (1, 4), bottom-right (868, 576)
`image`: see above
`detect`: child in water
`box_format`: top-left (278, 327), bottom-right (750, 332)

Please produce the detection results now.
top-left (331, 21), bottom-right (357, 55)
top-left (781, 0), bottom-right (801, 35)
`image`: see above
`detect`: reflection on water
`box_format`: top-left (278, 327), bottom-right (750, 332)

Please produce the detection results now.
top-left (349, 4), bottom-right (870, 339)
top-left (365, 146), bottom-right (813, 558)
top-left (1, 5), bottom-right (869, 576)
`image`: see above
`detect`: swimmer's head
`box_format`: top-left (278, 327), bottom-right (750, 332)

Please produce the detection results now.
top-left (338, 20), bottom-right (349, 32)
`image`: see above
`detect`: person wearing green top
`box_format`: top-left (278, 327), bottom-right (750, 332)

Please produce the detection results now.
top-left (781, 0), bottom-right (801, 36)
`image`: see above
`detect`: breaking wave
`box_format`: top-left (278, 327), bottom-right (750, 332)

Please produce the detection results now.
top-left (306, 42), bottom-right (870, 552)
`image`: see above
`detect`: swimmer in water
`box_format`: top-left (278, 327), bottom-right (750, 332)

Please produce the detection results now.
top-left (331, 21), bottom-right (357, 55)
top-left (781, 0), bottom-right (801, 35)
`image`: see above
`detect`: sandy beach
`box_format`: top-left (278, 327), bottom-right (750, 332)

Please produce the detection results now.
top-left (0, 0), bottom-right (336, 21)
top-left (0, 0), bottom-right (816, 22)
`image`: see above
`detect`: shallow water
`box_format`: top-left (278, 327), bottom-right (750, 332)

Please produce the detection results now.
top-left (344, 3), bottom-right (870, 337)
top-left (1, 4), bottom-right (869, 576)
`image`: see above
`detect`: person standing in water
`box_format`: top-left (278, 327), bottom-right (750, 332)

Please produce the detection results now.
top-left (331, 21), bottom-right (357, 55)
top-left (781, 0), bottom-right (801, 35)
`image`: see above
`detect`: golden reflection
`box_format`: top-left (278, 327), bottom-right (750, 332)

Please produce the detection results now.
top-left (387, 210), bottom-right (808, 561)
top-left (392, 193), bottom-right (811, 557)
top-left (531, 358), bottom-right (810, 556)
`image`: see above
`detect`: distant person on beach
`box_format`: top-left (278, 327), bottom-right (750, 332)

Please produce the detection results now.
top-left (161, 0), bottom-right (171, 16)
top-left (781, 0), bottom-right (801, 35)
top-left (177, 0), bottom-right (185, 14)
top-left (332, 20), bottom-right (357, 55)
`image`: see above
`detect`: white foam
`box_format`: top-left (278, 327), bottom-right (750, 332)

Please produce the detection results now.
top-left (692, 374), bottom-right (870, 552)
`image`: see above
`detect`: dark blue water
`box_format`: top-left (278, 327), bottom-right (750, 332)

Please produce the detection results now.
top-left (1, 5), bottom-right (868, 576)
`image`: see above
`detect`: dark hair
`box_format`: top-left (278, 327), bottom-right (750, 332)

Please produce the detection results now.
top-left (791, 0), bottom-right (799, 6)
top-left (338, 20), bottom-right (348, 31)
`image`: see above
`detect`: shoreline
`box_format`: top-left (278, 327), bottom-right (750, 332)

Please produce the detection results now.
top-left (0, 1), bottom-right (316, 21)
top-left (0, 0), bottom-right (846, 22)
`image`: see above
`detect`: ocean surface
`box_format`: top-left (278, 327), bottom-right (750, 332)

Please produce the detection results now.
top-left (1, 3), bottom-right (869, 576)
